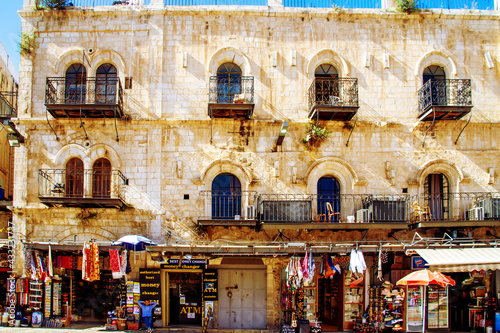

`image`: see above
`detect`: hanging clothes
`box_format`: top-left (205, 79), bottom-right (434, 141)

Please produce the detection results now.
top-left (89, 242), bottom-right (100, 281)
top-left (82, 242), bottom-right (91, 281)
top-left (377, 247), bottom-right (383, 281)
top-left (349, 249), bottom-right (366, 275)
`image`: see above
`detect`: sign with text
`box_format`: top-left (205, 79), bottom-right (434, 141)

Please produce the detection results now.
top-left (203, 269), bottom-right (218, 300)
top-left (139, 268), bottom-right (162, 318)
top-left (160, 259), bottom-right (207, 270)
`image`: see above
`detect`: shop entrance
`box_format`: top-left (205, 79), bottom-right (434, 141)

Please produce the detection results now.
top-left (168, 272), bottom-right (202, 326)
top-left (218, 269), bottom-right (266, 329)
top-left (318, 273), bottom-right (342, 331)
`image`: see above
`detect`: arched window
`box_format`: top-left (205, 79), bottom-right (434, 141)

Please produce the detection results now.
top-left (423, 65), bottom-right (446, 106)
top-left (217, 63), bottom-right (242, 103)
top-left (66, 158), bottom-right (84, 198)
top-left (424, 173), bottom-right (449, 221)
top-left (315, 64), bottom-right (339, 105)
top-left (96, 63), bottom-right (118, 104)
top-left (317, 176), bottom-right (341, 222)
top-left (65, 64), bottom-right (86, 104)
top-left (211, 173), bottom-right (241, 219)
top-left (92, 158), bottom-right (112, 198)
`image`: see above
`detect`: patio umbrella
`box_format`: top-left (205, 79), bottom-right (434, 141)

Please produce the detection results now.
top-left (396, 269), bottom-right (455, 287)
top-left (112, 235), bottom-right (156, 251)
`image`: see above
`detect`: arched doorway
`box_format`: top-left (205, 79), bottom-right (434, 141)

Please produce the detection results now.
top-left (211, 173), bottom-right (241, 219)
top-left (423, 65), bottom-right (446, 106)
top-left (317, 176), bottom-right (341, 222)
top-left (216, 63), bottom-right (242, 103)
top-left (65, 63), bottom-right (86, 104)
top-left (92, 158), bottom-right (111, 198)
top-left (315, 64), bottom-right (339, 105)
top-left (66, 157), bottom-right (84, 197)
top-left (96, 63), bottom-right (118, 104)
top-left (424, 173), bottom-right (449, 220)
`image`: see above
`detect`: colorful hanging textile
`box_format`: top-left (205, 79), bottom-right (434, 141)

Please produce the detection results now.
top-left (47, 245), bottom-right (53, 278)
top-left (120, 249), bottom-right (128, 276)
top-left (109, 249), bottom-right (122, 279)
top-left (82, 242), bottom-right (90, 281)
top-left (89, 242), bottom-right (100, 281)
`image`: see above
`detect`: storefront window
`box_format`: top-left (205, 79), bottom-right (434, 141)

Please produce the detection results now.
top-left (168, 272), bottom-right (202, 325)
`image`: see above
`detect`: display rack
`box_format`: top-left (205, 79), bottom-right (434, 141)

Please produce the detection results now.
top-left (29, 281), bottom-right (43, 309)
top-left (344, 272), bottom-right (364, 330)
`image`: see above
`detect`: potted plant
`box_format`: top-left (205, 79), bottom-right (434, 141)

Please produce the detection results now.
top-left (301, 121), bottom-right (331, 150)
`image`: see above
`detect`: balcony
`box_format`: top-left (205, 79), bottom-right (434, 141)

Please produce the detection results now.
top-left (0, 91), bottom-right (17, 119)
top-left (418, 79), bottom-right (472, 121)
top-left (45, 77), bottom-right (123, 118)
top-left (308, 78), bottom-right (359, 121)
top-left (198, 190), bottom-right (258, 227)
top-left (408, 192), bottom-right (500, 229)
top-left (38, 169), bottom-right (128, 208)
top-left (257, 194), bottom-right (410, 230)
top-left (208, 76), bottom-right (254, 119)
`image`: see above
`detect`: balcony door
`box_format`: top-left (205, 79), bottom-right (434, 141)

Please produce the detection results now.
top-left (96, 63), bottom-right (117, 104)
top-left (317, 176), bottom-right (341, 222)
top-left (315, 64), bottom-right (339, 105)
top-left (65, 63), bottom-right (86, 104)
top-left (212, 173), bottom-right (241, 219)
top-left (92, 158), bottom-right (111, 198)
top-left (217, 63), bottom-right (241, 103)
top-left (423, 65), bottom-right (446, 106)
top-left (66, 158), bottom-right (84, 198)
top-left (424, 173), bottom-right (449, 221)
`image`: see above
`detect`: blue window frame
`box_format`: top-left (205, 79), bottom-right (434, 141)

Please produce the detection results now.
top-left (212, 173), bottom-right (241, 219)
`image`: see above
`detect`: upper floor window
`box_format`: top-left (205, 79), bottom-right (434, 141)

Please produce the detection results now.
top-left (65, 64), bottom-right (87, 104)
top-left (92, 158), bottom-right (112, 198)
top-left (216, 63), bottom-right (242, 103)
top-left (211, 173), bottom-right (241, 219)
top-left (423, 65), bottom-right (446, 106)
top-left (96, 64), bottom-right (118, 104)
top-left (66, 157), bottom-right (84, 198)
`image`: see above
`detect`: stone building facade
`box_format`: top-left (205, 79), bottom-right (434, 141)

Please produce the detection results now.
top-left (14, 0), bottom-right (500, 330)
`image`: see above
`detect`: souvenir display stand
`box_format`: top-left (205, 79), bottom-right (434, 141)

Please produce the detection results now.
top-left (427, 285), bottom-right (449, 330)
top-left (406, 286), bottom-right (425, 332)
top-left (344, 271), bottom-right (364, 330)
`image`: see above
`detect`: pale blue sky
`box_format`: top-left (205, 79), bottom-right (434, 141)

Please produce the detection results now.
top-left (0, 1), bottom-right (23, 74)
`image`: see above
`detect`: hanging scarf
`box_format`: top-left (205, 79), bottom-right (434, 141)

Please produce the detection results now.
top-left (82, 242), bottom-right (90, 281)
top-left (377, 247), bottom-right (383, 281)
top-left (89, 242), bottom-right (100, 281)
top-left (47, 245), bottom-right (53, 278)
top-left (109, 249), bottom-right (122, 279)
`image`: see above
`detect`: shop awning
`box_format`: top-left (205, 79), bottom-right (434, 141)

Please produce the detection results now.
top-left (416, 248), bottom-right (500, 272)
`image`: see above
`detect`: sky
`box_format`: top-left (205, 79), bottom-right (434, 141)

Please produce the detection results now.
top-left (0, 1), bottom-right (23, 76)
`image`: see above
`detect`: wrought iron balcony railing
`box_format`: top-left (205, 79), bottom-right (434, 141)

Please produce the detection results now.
top-left (54, 0), bottom-right (151, 6)
top-left (308, 78), bottom-right (359, 121)
top-left (208, 76), bottom-right (255, 118)
top-left (208, 76), bottom-right (254, 104)
top-left (257, 193), bottom-right (411, 223)
top-left (45, 77), bottom-right (124, 118)
top-left (0, 91), bottom-right (17, 119)
top-left (418, 79), bottom-right (472, 120)
top-left (38, 169), bottom-right (128, 208)
top-left (199, 190), bottom-right (258, 221)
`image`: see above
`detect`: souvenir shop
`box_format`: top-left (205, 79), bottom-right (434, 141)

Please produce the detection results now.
top-left (279, 247), bottom-right (500, 333)
top-left (2, 241), bottom-right (131, 328)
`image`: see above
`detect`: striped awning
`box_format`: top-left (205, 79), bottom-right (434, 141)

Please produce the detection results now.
top-left (416, 248), bottom-right (500, 272)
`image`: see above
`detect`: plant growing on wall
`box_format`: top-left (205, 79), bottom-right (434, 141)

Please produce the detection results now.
top-left (395, 0), bottom-right (418, 13)
top-left (301, 121), bottom-right (331, 150)
top-left (18, 32), bottom-right (37, 56)
top-left (75, 209), bottom-right (101, 226)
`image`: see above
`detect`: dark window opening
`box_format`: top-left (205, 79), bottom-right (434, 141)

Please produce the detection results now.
top-left (211, 173), bottom-right (241, 219)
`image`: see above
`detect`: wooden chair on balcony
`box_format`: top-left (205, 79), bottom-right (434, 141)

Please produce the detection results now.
top-left (411, 201), bottom-right (432, 222)
top-left (326, 202), bottom-right (341, 223)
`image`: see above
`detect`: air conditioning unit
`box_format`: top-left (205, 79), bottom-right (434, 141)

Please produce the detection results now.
top-left (246, 205), bottom-right (255, 219)
top-left (468, 207), bottom-right (484, 221)
top-left (356, 209), bottom-right (370, 223)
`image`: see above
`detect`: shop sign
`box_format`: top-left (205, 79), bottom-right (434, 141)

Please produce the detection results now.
top-left (160, 259), bottom-right (207, 270)
top-left (203, 269), bottom-right (218, 301)
top-left (139, 268), bottom-right (162, 317)
top-left (411, 256), bottom-right (429, 269)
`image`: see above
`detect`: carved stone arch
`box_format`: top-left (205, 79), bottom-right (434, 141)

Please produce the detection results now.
top-left (207, 47), bottom-right (252, 76)
top-left (54, 144), bottom-right (91, 168)
top-left (201, 159), bottom-right (252, 191)
top-left (416, 159), bottom-right (463, 193)
top-left (90, 50), bottom-right (127, 78)
top-left (87, 144), bottom-right (122, 169)
top-left (55, 227), bottom-right (117, 242)
top-left (415, 50), bottom-right (458, 78)
top-left (307, 49), bottom-right (350, 78)
top-left (305, 157), bottom-right (358, 194)
top-left (54, 47), bottom-right (88, 75)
